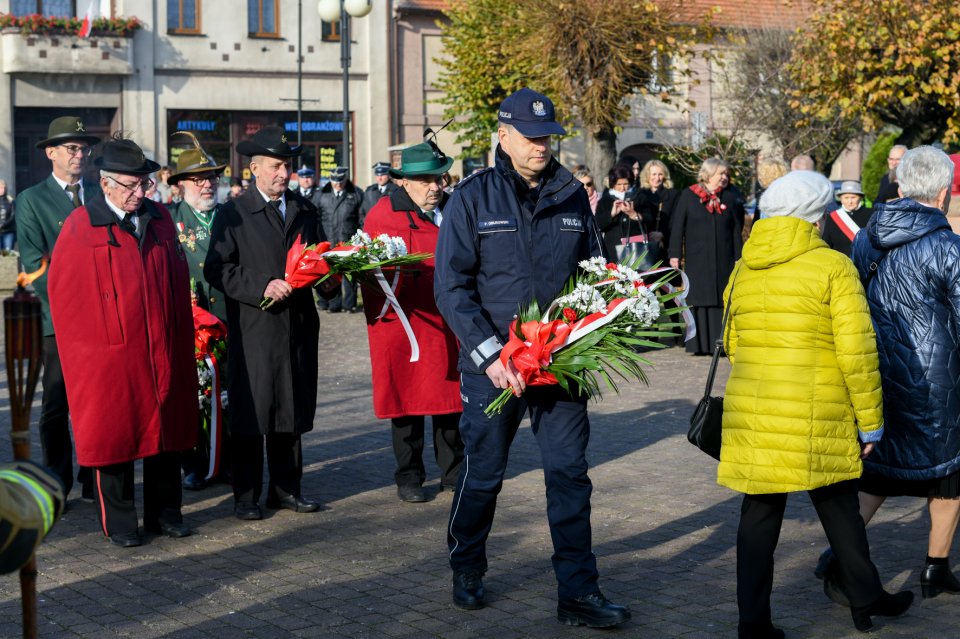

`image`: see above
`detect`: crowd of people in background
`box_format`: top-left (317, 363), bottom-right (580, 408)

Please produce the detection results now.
top-left (9, 100), bottom-right (960, 637)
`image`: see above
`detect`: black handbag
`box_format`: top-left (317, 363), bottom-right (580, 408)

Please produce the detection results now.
top-left (614, 215), bottom-right (656, 271)
top-left (687, 340), bottom-right (725, 460)
top-left (687, 266), bottom-right (740, 460)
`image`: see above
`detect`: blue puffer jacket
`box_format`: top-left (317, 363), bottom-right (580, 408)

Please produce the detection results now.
top-left (851, 198), bottom-right (960, 480)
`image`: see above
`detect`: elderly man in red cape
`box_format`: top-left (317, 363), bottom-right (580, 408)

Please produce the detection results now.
top-left (48, 136), bottom-right (197, 548)
top-left (361, 140), bottom-right (464, 503)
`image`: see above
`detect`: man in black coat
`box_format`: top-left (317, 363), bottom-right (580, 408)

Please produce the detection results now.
top-left (205, 127), bottom-right (336, 520)
top-left (877, 144), bottom-right (907, 203)
top-left (316, 166), bottom-right (363, 312)
top-left (360, 161), bottom-right (398, 223)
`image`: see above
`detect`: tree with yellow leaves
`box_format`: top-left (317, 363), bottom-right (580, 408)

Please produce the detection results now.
top-left (436, 0), bottom-right (715, 177)
top-left (790, 0), bottom-right (960, 146)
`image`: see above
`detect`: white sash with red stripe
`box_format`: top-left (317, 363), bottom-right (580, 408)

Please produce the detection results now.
top-left (829, 208), bottom-right (860, 242)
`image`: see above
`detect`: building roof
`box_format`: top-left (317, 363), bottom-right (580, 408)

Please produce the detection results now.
top-left (684, 0), bottom-right (813, 30)
top-left (397, 0), bottom-right (814, 29)
top-left (396, 0), bottom-right (449, 13)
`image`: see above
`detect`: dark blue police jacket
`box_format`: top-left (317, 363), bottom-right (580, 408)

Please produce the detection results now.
top-left (851, 198), bottom-right (960, 480)
top-left (434, 146), bottom-right (605, 375)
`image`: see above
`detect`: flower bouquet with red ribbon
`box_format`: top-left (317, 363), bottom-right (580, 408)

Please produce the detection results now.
top-left (259, 234), bottom-right (337, 309)
top-left (193, 302), bottom-right (228, 480)
top-left (483, 257), bottom-right (695, 416)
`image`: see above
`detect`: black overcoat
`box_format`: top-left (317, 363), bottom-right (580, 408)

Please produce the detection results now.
top-left (668, 186), bottom-right (744, 307)
top-left (204, 187), bottom-right (323, 436)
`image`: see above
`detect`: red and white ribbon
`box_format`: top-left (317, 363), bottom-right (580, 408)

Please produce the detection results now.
top-left (321, 246), bottom-right (420, 362)
top-left (203, 355), bottom-right (223, 481)
top-left (829, 208), bottom-right (860, 242)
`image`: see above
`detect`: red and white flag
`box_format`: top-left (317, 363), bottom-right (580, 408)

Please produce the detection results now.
top-left (77, 0), bottom-right (96, 38)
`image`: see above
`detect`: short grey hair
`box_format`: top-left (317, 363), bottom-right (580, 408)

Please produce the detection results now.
top-left (697, 157), bottom-right (729, 185)
top-left (896, 146), bottom-right (954, 204)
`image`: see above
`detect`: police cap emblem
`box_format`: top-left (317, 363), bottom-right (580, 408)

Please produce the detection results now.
top-left (532, 101), bottom-right (547, 117)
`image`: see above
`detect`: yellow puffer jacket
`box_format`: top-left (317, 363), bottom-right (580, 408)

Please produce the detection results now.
top-left (716, 216), bottom-right (883, 494)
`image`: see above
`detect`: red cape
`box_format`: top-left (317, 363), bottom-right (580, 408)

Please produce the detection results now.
top-left (49, 198), bottom-right (198, 466)
top-left (361, 194), bottom-right (461, 419)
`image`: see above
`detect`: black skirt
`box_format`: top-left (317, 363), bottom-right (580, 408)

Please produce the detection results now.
top-left (859, 469), bottom-right (960, 499)
top-left (686, 306), bottom-right (723, 355)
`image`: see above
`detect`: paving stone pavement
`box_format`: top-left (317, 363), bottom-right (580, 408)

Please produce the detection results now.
top-left (0, 313), bottom-right (955, 638)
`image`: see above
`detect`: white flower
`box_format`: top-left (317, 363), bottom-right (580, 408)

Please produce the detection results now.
top-left (578, 256), bottom-right (609, 278)
top-left (627, 286), bottom-right (661, 326)
top-left (349, 230), bottom-right (372, 246)
top-left (557, 283), bottom-right (607, 315)
top-left (376, 234), bottom-right (407, 259)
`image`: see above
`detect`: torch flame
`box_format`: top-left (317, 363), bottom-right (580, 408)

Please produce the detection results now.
top-left (17, 258), bottom-right (48, 288)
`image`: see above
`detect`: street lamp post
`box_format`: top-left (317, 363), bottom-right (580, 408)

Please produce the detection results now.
top-left (318, 0), bottom-right (373, 177)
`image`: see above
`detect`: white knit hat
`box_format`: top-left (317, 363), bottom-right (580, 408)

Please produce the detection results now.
top-left (759, 170), bottom-right (833, 224)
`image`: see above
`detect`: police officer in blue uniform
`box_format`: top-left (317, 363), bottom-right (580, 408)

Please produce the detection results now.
top-left (434, 88), bottom-right (630, 629)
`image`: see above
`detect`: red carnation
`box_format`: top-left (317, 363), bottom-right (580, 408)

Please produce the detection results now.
top-left (562, 307), bottom-right (578, 323)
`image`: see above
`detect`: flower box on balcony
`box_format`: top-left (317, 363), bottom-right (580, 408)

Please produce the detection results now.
top-left (1, 28), bottom-right (134, 75)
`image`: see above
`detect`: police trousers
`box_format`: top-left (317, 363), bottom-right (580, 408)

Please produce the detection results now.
top-left (447, 372), bottom-right (599, 600)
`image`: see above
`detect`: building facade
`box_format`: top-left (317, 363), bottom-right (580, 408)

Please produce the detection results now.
top-left (0, 0), bottom-right (392, 192)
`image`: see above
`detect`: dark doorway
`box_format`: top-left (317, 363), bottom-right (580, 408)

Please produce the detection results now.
top-left (13, 107), bottom-right (116, 194)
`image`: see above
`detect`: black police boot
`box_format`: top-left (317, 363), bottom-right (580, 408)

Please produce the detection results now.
top-left (738, 620), bottom-right (785, 639)
top-left (452, 571), bottom-right (485, 610)
top-left (557, 592), bottom-right (630, 628)
top-left (850, 590), bottom-right (913, 632)
top-left (921, 560), bottom-right (960, 598)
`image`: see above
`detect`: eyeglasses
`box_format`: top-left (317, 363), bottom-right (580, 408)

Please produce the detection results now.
top-left (184, 174), bottom-right (221, 186)
top-left (58, 144), bottom-right (92, 157)
top-left (584, 181), bottom-right (594, 188)
top-left (106, 175), bottom-right (154, 193)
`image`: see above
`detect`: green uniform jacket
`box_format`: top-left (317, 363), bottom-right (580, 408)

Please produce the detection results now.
top-left (170, 200), bottom-right (227, 321)
top-left (15, 175), bottom-right (100, 335)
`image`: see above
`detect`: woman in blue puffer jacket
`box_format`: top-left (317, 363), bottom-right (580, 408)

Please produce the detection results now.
top-left (844, 146), bottom-right (960, 600)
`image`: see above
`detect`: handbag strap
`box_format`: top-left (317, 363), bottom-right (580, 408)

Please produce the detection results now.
top-left (701, 263), bottom-right (742, 398)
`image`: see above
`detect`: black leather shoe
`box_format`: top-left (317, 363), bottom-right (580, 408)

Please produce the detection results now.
top-left (108, 532), bottom-right (141, 548)
top-left (235, 503), bottom-right (263, 520)
top-left (265, 494), bottom-right (321, 513)
top-left (851, 590), bottom-right (914, 632)
top-left (452, 571), bottom-right (485, 610)
top-left (397, 485), bottom-right (427, 503)
top-left (921, 562), bottom-right (960, 598)
top-left (557, 592), bottom-right (631, 628)
top-left (145, 521), bottom-right (192, 538)
top-left (182, 472), bottom-right (207, 491)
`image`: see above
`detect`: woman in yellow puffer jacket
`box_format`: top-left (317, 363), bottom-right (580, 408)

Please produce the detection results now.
top-left (718, 171), bottom-right (913, 639)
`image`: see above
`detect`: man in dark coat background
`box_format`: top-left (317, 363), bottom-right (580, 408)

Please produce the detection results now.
top-left (360, 161), bottom-right (398, 223)
top-left (316, 166), bottom-right (363, 313)
top-left (15, 115), bottom-right (100, 504)
top-left (205, 127), bottom-right (335, 521)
